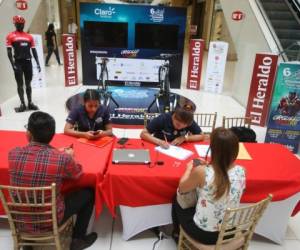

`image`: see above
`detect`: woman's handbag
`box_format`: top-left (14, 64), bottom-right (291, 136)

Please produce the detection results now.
top-left (176, 188), bottom-right (197, 209)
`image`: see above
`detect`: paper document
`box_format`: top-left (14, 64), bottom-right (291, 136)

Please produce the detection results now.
top-left (195, 143), bottom-right (251, 160)
top-left (194, 145), bottom-right (211, 157)
top-left (155, 145), bottom-right (194, 160)
top-left (237, 143), bottom-right (252, 160)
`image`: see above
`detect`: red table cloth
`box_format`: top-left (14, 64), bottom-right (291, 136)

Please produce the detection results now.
top-left (0, 130), bottom-right (114, 217)
top-left (101, 139), bottom-right (300, 217)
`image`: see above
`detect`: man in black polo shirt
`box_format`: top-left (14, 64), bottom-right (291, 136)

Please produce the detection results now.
top-left (6, 15), bottom-right (41, 112)
top-left (140, 107), bottom-right (205, 148)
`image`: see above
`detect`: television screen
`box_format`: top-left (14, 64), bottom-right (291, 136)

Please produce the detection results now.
top-left (135, 23), bottom-right (179, 50)
top-left (84, 21), bottom-right (128, 48)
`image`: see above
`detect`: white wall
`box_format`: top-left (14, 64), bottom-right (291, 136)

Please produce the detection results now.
top-left (220, 0), bottom-right (271, 107)
top-left (0, 0), bottom-right (42, 104)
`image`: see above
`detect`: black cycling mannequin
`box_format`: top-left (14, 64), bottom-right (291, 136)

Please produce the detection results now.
top-left (6, 16), bottom-right (41, 112)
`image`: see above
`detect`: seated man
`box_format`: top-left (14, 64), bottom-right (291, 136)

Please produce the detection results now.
top-left (140, 106), bottom-right (205, 149)
top-left (8, 111), bottom-right (97, 250)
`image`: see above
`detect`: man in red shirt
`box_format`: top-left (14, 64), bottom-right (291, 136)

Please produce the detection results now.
top-left (6, 15), bottom-right (40, 112)
top-left (8, 111), bottom-right (97, 250)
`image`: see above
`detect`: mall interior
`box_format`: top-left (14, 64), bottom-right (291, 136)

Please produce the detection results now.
top-left (0, 0), bottom-right (300, 249)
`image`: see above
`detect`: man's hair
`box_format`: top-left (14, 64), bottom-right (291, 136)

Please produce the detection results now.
top-left (173, 106), bottom-right (194, 125)
top-left (27, 111), bottom-right (56, 144)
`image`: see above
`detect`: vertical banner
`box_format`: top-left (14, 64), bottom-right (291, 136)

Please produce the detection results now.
top-left (204, 41), bottom-right (228, 94)
top-left (62, 34), bottom-right (78, 87)
top-left (186, 39), bottom-right (204, 90)
top-left (31, 34), bottom-right (46, 88)
top-left (245, 53), bottom-right (278, 126)
top-left (265, 62), bottom-right (300, 153)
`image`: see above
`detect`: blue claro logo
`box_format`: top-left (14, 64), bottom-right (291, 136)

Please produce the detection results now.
top-left (94, 7), bottom-right (116, 18)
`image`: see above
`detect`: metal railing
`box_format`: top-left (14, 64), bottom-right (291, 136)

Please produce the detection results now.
top-left (291, 0), bottom-right (300, 12)
top-left (254, 0), bottom-right (287, 61)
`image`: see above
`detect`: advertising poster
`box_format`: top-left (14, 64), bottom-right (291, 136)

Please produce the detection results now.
top-left (245, 53), bottom-right (278, 126)
top-left (204, 41), bottom-right (228, 94)
top-left (62, 34), bottom-right (78, 87)
top-left (31, 34), bottom-right (46, 88)
top-left (265, 62), bottom-right (300, 153)
top-left (80, 3), bottom-right (187, 88)
top-left (186, 39), bottom-right (204, 90)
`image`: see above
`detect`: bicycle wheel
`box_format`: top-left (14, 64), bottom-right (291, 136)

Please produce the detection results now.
top-left (164, 68), bottom-right (170, 94)
top-left (100, 67), bottom-right (109, 91)
top-left (159, 66), bottom-right (167, 91)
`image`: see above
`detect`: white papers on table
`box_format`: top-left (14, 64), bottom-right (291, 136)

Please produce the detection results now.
top-left (194, 145), bottom-right (211, 157)
top-left (155, 145), bottom-right (194, 160)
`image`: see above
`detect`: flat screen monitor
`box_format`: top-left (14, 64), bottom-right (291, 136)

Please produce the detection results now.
top-left (135, 23), bottom-right (179, 50)
top-left (84, 21), bottom-right (128, 48)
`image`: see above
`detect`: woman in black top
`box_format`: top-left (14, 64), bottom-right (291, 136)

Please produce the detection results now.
top-left (45, 23), bottom-right (61, 66)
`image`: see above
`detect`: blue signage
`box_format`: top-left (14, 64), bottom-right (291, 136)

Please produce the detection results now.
top-left (265, 62), bottom-right (300, 153)
top-left (80, 3), bottom-right (187, 88)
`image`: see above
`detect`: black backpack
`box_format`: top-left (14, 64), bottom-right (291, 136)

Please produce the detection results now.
top-left (230, 126), bottom-right (257, 143)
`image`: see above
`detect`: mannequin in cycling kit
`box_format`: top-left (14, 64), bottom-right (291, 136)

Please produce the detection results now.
top-left (6, 15), bottom-right (41, 112)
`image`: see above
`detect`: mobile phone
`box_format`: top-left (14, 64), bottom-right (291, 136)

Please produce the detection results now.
top-left (118, 137), bottom-right (128, 145)
top-left (93, 131), bottom-right (100, 135)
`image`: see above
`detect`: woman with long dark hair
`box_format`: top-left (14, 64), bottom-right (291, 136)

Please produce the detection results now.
top-left (64, 89), bottom-right (112, 139)
top-left (45, 23), bottom-right (61, 66)
top-left (172, 127), bottom-right (246, 244)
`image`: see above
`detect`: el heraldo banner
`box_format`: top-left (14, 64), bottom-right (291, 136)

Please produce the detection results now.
top-left (186, 39), bottom-right (204, 90)
top-left (62, 34), bottom-right (78, 87)
top-left (246, 53), bottom-right (278, 126)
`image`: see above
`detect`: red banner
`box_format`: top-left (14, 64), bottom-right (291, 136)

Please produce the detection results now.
top-left (246, 53), bottom-right (278, 126)
top-left (186, 39), bottom-right (204, 90)
top-left (62, 34), bottom-right (78, 87)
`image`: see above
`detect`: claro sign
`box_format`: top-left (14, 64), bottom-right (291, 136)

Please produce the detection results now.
top-left (186, 39), bottom-right (204, 90)
top-left (62, 34), bottom-right (78, 87)
top-left (94, 7), bottom-right (116, 18)
top-left (246, 53), bottom-right (278, 126)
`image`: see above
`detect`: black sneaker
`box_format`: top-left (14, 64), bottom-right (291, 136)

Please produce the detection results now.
top-left (18, 103), bottom-right (26, 112)
top-left (70, 232), bottom-right (98, 250)
top-left (28, 102), bottom-right (39, 110)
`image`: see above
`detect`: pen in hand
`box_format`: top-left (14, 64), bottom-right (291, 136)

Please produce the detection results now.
top-left (163, 134), bottom-right (168, 143)
top-left (160, 134), bottom-right (169, 149)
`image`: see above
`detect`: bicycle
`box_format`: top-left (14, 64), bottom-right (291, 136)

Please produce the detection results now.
top-left (96, 56), bottom-right (119, 108)
top-left (148, 54), bottom-right (178, 113)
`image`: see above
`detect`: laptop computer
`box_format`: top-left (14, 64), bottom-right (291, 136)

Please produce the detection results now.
top-left (112, 149), bottom-right (151, 165)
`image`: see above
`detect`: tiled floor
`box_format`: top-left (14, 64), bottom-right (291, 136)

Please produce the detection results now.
top-left (0, 51), bottom-right (299, 249)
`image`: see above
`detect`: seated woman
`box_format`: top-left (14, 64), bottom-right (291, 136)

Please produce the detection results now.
top-left (140, 106), bottom-right (205, 149)
top-left (172, 127), bottom-right (246, 245)
top-left (64, 89), bottom-right (112, 139)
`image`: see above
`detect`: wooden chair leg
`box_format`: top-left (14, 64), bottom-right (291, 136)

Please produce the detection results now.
top-left (54, 235), bottom-right (61, 250)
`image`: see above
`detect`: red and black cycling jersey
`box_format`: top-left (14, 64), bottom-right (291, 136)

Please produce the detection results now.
top-left (6, 31), bottom-right (35, 60)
